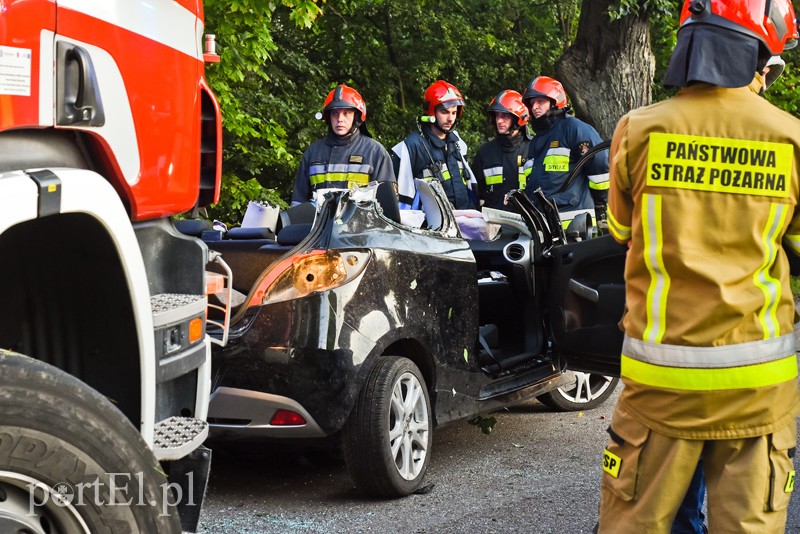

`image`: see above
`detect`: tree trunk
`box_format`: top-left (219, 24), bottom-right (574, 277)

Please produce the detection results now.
top-left (383, 10), bottom-right (405, 110)
top-left (556, 0), bottom-right (655, 139)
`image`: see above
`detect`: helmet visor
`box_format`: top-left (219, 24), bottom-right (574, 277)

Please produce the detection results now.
top-left (439, 99), bottom-right (464, 110)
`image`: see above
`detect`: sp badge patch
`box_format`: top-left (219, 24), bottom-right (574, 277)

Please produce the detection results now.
top-left (603, 449), bottom-right (622, 478)
top-left (578, 141), bottom-right (591, 156)
top-left (349, 155), bottom-right (364, 164)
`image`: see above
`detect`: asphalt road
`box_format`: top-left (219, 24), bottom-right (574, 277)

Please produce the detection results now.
top-left (198, 385), bottom-right (800, 533)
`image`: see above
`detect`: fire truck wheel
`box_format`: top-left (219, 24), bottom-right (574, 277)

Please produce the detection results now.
top-left (0, 350), bottom-right (181, 534)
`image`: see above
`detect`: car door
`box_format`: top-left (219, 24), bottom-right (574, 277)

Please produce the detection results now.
top-left (544, 140), bottom-right (626, 376)
top-left (546, 234), bottom-right (627, 376)
top-left (507, 140), bottom-right (627, 378)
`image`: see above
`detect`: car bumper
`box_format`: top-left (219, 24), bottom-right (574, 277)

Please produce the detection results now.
top-left (207, 386), bottom-right (326, 439)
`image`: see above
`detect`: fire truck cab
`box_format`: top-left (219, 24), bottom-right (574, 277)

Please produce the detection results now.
top-left (0, 1), bottom-right (224, 532)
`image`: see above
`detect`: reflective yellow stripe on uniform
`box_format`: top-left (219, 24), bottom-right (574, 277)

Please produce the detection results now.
top-left (621, 354), bottom-right (798, 390)
top-left (456, 160), bottom-right (468, 185)
top-left (621, 334), bottom-right (798, 390)
top-left (421, 162), bottom-right (452, 181)
top-left (310, 173), bottom-right (371, 186)
top-left (544, 147), bottom-right (570, 172)
top-left (642, 193), bottom-right (670, 343)
top-left (784, 232), bottom-right (800, 256)
top-left (588, 172), bottom-right (610, 191)
top-left (309, 163), bottom-right (372, 187)
top-left (483, 166), bottom-right (503, 185)
top-left (755, 203), bottom-right (788, 339)
top-left (607, 210), bottom-right (631, 242)
top-left (522, 159), bottom-right (534, 190)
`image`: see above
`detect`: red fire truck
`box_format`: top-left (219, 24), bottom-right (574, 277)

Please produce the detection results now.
top-left (0, 1), bottom-right (227, 532)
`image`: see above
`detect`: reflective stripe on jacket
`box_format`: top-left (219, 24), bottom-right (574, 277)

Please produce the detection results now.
top-left (472, 133), bottom-right (531, 212)
top-left (292, 129), bottom-right (395, 205)
top-left (607, 78), bottom-right (800, 438)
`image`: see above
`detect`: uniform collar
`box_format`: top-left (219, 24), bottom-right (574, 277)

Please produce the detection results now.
top-left (748, 73), bottom-right (766, 96)
top-left (422, 123), bottom-right (448, 148)
top-left (327, 128), bottom-right (360, 146)
top-left (678, 82), bottom-right (755, 97)
top-left (498, 131), bottom-right (524, 152)
top-left (530, 109), bottom-right (565, 133)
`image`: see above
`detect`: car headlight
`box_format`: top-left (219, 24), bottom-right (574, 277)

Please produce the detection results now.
top-left (261, 250), bottom-right (370, 305)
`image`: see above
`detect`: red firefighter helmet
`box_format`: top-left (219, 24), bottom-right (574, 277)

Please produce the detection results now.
top-left (322, 84), bottom-right (367, 123)
top-left (423, 80), bottom-right (465, 118)
top-left (522, 76), bottom-right (569, 109)
top-left (679, 0), bottom-right (798, 55)
top-left (487, 90), bottom-right (529, 127)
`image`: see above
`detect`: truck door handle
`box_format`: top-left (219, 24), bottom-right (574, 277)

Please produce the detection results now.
top-left (56, 42), bottom-right (105, 126)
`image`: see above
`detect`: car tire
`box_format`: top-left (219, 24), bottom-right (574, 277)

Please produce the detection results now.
top-left (536, 371), bottom-right (619, 411)
top-left (0, 350), bottom-right (181, 534)
top-left (342, 356), bottom-right (432, 497)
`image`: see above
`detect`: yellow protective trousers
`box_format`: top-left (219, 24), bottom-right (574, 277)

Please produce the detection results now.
top-left (597, 410), bottom-right (797, 534)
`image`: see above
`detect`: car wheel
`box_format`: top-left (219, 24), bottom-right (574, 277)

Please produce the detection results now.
top-left (536, 371), bottom-right (619, 411)
top-left (343, 356), bottom-right (432, 497)
top-left (0, 350), bottom-right (181, 533)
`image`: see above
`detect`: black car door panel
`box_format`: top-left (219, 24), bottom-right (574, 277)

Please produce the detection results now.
top-left (547, 234), bottom-right (627, 376)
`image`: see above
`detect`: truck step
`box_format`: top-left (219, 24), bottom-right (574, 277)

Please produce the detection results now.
top-left (151, 293), bottom-right (206, 327)
top-left (153, 416), bottom-right (209, 461)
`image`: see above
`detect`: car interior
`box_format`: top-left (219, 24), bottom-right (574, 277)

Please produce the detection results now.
top-left (465, 209), bottom-right (548, 376)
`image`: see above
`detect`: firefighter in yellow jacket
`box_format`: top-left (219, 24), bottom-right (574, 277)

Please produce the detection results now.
top-left (600, 1), bottom-right (800, 532)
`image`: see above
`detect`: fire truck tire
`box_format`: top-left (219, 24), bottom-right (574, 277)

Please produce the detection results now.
top-left (0, 350), bottom-right (181, 534)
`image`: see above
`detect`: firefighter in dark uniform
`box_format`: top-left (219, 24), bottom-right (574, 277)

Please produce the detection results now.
top-left (472, 90), bottom-right (531, 212)
top-left (523, 76), bottom-right (609, 227)
top-left (599, 1), bottom-right (800, 532)
top-left (392, 80), bottom-right (478, 210)
top-left (292, 84), bottom-right (395, 206)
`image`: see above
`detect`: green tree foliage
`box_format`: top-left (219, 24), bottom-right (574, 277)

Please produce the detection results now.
top-left (202, 0), bottom-right (325, 223)
top-left (202, 0), bottom-right (800, 223)
top-left (766, 55), bottom-right (800, 114)
top-left (204, 0), bottom-right (581, 222)
top-left (315, 0), bottom-right (593, 158)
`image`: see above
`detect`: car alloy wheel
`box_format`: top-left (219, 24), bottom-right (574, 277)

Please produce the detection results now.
top-left (389, 371), bottom-right (429, 481)
top-left (537, 371), bottom-right (619, 411)
top-left (343, 356), bottom-right (432, 497)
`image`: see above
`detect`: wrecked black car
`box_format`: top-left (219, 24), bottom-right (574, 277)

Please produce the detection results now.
top-left (204, 173), bottom-right (626, 498)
